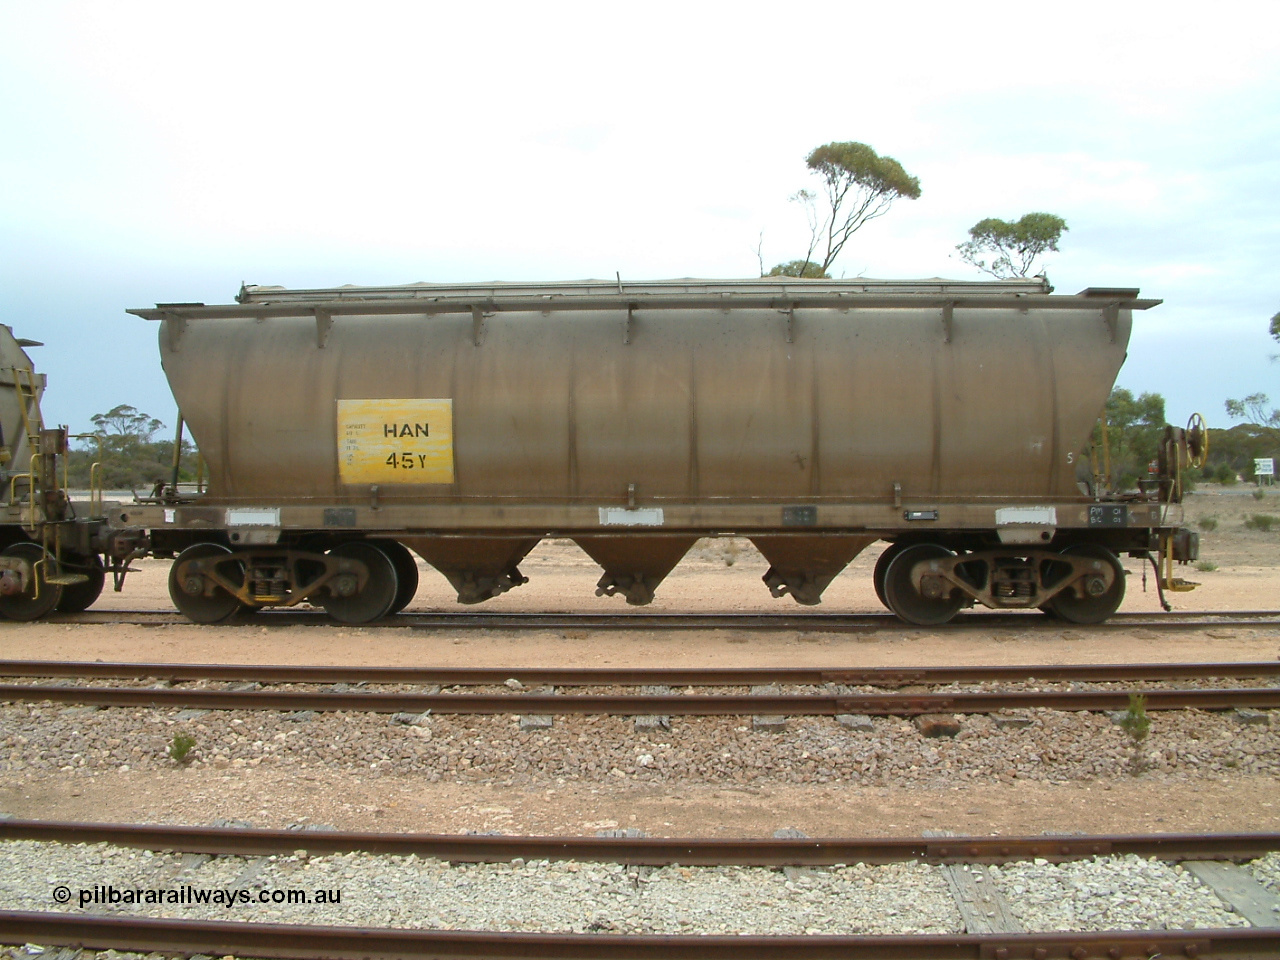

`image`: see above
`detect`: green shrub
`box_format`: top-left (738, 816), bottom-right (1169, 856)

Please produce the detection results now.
top-left (1120, 693), bottom-right (1151, 776)
top-left (1253, 488), bottom-right (1268, 501)
top-left (1214, 463), bottom-right (1238, 485)
top-left (168, 732), bottom-right (197, 764)
top-left (1244, 514), bottom-right (1278, 532)
top-left (1194, 561), bottom-right (1218, 573)
top-left (1197, 516), bottom-right (1218, 532)
top-left (1119, 693), bottom-right (1150, 742)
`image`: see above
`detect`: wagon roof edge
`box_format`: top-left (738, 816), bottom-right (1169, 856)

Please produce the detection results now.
top-left (129, 279), bottom-right (1159, 321)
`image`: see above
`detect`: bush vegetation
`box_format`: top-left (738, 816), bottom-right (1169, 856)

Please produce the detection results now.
top-left (66, 405), bottom-right (200, 492)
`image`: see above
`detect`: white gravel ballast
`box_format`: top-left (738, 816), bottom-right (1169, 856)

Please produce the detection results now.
top-left (0, 840), bottom-right (1262, 935)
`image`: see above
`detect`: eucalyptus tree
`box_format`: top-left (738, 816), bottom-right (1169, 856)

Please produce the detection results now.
top-left (956, 212), bottom-right (1067, 279)
top-left (1225, 309), bottom-right (1280, 434)
top-left (771, 141), bottom-right (920, 278)
top-left (766, 260), bottom-right (829, 279)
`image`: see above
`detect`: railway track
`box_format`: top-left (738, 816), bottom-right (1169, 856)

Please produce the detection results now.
top-left (5, 684), bottom-right (1278, 716)
top-left (42, 608), bottom-right (1280, 631)
top-left (2, 817), bottom-right (1276, 864)
top-left (3, 820), bottom-right (1280, 959)
top-left (7, 913), bottom-right (1275, 960)
top-left (2, 659), bottom-right (1279, 716)
top-left (5, 658), bottom-right (1280, 686)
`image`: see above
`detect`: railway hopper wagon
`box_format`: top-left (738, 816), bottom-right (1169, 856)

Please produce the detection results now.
top-left (118, 278), bottom-right (1202, 626)
top-left (0, 325), bottom-right (113, 620)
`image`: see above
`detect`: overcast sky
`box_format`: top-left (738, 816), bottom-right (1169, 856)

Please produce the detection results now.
top-left (2, 2), bottom-right (1277, 437)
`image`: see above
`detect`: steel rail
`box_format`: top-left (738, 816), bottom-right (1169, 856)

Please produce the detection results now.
top-left (3, 683), bottom-right (1279, 715)
top-left (4, 912), bottom-right (1278, 960)
top-left (6, 912), bottom-right (1276, 960)
top-left (46, 608), bottom-right (1280, 631)
top-left (4, 658), bottom-right (1280, 687)
top-left (4, 819), bottom-right (1278, 865)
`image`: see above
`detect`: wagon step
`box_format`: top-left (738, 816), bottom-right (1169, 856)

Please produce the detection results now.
top-left (46, 573), bottom-right (88, 586)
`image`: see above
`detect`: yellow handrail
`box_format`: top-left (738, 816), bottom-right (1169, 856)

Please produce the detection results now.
top-left (69, 434), bottom-right (105, 516)
top-left (8, 454), bottom-right (40, 535)
top-left (30, 553), bottom-right (45, 601)
top-left (8, 469), bottom-right (29, 504)
top-left (89, 462), bottom-right (103, 515)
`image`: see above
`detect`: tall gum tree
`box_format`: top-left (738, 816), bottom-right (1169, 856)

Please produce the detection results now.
top-left (1225, 308), bottom-right (1280, 436)
top-left (771, 141), bottom-right (920, 278)
top-left (956, 212), bottom-right (1067, 279)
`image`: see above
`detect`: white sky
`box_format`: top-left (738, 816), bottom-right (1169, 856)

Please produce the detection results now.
top-left (2, 1), bottom-right (1278, 435)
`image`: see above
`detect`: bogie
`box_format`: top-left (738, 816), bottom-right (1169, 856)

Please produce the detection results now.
top-left (877, 541), bottom-right (1128, 623)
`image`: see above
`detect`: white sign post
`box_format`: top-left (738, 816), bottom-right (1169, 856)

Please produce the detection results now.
top-left (1255, 458), bottom-right (1275, 485)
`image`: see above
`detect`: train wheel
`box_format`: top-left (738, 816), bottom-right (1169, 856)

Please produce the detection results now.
top-left (371, 539), bottom-right (419, 614)
top-left (169, 543), bottom-right (243, 624)
top-left (0, 542), bottom-right (64, 621)
top-left (882, 543), bottom-right (964, 626)
top-left (872, 542), bottom-right (909, 610)
top-left (55, 553), bottom-right (106, 613)
top-left (322, 541), bottom-right (399, 625)
top-left (1047, 544), bottom-right (1125, 624)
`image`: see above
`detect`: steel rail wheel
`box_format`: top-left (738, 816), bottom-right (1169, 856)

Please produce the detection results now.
top-left (1048, 543), bottom-right (1126, 624)
top-left (872, 542), bottom-right (910, 610)
top-left (882, 543), bottom-right (964, 626)
top-left (55, 553), bottom-right (105, 613)
top-left (371, 539), bottom-right (419, 615)
top-left (168, 543), bottom-right (244, 624)
top-left (0, 542), bottom-right (63, 621)
top-left (322, 541), bottom-right (399, 625)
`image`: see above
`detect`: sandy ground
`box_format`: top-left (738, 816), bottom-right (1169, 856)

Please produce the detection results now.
top-left (3, 771), bottom-right (1277, 839)
top-left (2, 485), bottom-right (1278, 838)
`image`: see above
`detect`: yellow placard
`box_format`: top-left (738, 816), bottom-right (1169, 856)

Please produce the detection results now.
top-left (337, 399), bottom-right (454, 485)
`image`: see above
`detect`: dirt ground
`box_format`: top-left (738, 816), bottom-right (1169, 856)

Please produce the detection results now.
top-left (2, 484), bottom-right (1278, 838)
top-left (3, 770), bottom-right (1277, 839)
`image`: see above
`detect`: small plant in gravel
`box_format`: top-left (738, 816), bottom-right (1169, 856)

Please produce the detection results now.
top-left (723, 540), bottom-right (740, 567)
top-left (1252, 487), bottom-right (1268, 501)
top-left (1197, 516), bottom-right (1218, 532)
top-left (168, 732), bottom-right (197, 764)
top-left (1119, 693), bottom-right (1150, 776)
top-left (1194, 560), bottom-right (1218, 572)
top-left (1244, 514), bottom-right (1278, 532)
